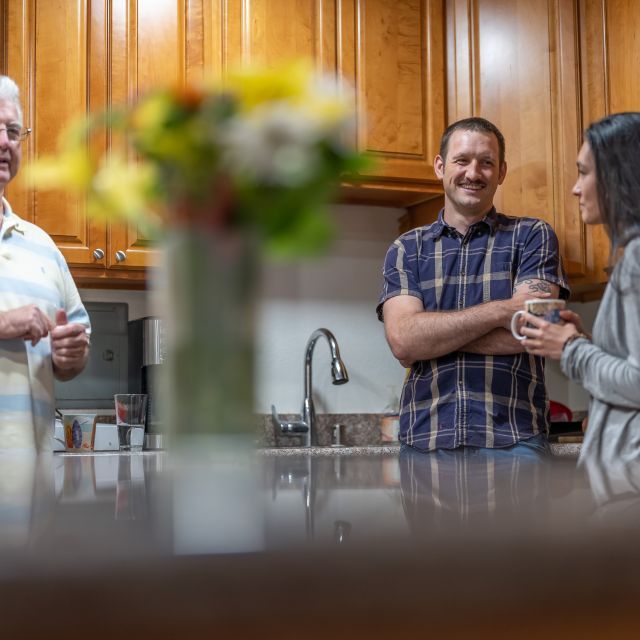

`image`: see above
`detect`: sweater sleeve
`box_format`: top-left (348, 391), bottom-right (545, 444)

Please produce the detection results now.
top-left (560, 241), bottom-right (640, 409)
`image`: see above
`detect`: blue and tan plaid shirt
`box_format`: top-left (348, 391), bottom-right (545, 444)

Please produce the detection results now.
top-left (377, 208), bottom-right (569, 451)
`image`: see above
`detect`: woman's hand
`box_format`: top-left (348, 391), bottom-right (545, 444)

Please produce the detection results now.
top-left (559, 309), bottom-right (588, 337)
top-left (520, 312), bottom-right (579, 360)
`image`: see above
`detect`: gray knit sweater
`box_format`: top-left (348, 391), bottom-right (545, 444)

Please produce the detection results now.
top-left (561, 237), bottom-right (640, 506)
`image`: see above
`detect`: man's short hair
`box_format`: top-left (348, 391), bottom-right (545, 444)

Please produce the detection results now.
top-left (0, 75), bottom-right (24, 126)
top-left (439, 117), bottom-right (505, 165)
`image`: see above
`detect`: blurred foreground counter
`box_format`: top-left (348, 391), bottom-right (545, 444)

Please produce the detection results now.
top-left (1, 448), bottom-right (639, 639)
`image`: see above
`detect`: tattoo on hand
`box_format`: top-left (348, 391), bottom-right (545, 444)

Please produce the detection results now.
top-left (522, 279), bottom-right (552, 294)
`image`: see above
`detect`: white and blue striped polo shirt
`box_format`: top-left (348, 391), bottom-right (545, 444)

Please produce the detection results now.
top-left (0, 198), bottom-right (90, 451)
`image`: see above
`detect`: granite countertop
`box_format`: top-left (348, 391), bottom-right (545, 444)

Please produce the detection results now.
top-left (259, 442), bottom-right (582, 458)
top-left (257, 412), bottom-right (583, 454)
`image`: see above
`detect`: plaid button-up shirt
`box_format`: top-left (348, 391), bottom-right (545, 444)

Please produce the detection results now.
top-left (377, 208), bottom-right (569, 451)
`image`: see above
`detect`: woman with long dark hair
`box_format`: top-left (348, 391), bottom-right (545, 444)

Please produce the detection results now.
top-left (520, 112), bottom-right (640, 474)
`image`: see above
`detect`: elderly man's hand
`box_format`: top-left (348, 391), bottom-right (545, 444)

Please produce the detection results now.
top-left (0, 304), bottom-right (54, 345)
top-left (51, 309), bottom-right (90, 380)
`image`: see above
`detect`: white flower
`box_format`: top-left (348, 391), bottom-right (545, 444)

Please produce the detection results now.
top-left (221, 101), bottom-right (327, 186)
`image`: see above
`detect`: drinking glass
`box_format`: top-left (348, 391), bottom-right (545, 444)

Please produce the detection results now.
top-left (114, 394), bottom-right (148, 452)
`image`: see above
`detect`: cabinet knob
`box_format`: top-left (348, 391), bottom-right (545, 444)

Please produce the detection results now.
top-left (92, 248), bottom-right (105, 260)
top-left (115, 250), bottom-right (127, 262)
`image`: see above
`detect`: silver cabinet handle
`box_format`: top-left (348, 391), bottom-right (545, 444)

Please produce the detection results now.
top-left (115, 250), bottom-right (127, 262)
top-left (93, 248), bottom-right (105, 260)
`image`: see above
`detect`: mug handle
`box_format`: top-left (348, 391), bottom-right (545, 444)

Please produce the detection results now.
top-left (510, 310), bottom-right (527, 341)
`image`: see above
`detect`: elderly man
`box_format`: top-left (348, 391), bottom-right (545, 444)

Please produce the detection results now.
top-left (0, 75), bottom-right (90, 450)
top-left (378, 117), bottom-right (569, 456)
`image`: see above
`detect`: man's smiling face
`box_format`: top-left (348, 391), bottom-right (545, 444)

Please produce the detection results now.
top-left (0, 99), bottom-right (23, 198)
top-left (434, 129), bottom-right (506, 219)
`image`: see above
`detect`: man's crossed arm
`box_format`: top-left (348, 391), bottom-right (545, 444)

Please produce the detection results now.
top-left (382, 279), bottom-right (559, 367)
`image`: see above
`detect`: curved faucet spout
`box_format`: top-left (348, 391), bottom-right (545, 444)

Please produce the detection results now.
top-left (303, 328), bottom-right (349, 446)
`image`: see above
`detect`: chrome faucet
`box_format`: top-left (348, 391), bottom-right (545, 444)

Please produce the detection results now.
top-left (302, 328), bottom-right (349, 445)
top-left (271, 328), bottom-right (349, 447)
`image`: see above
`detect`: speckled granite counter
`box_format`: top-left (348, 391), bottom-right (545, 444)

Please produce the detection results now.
top-left (259, 443), bottom-right (402, 456)
top-left (257, 413), bottom-right (583, 457)
top-left (550, 442), bottom-right (582, 457)
top-left (259, 442), bottom-right (581, 458)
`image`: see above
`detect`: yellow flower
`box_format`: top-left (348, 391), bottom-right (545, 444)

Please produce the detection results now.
top-left (26, 146), bottom-right (95, 191)
top-left (223, 61), bottom-right (312, 111)
top-left (88, 154), bottom-right (159, 227)
top-left (300, 82), bottom-right (353, 129)
top-left (130, 91), bottom-right (175, 135)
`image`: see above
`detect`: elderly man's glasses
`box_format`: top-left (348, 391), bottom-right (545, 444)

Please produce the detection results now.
top-left (0, 126), bottom-right (31, 144)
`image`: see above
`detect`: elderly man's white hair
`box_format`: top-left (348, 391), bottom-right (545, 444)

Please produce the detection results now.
top-left (0, 75), bottom-right (24, 126)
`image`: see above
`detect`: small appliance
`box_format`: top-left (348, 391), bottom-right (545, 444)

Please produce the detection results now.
top-left (128, 317), bottom-right (164, 448)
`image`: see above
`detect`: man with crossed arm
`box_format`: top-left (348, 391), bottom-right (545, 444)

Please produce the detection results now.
top-left (377, 117), bottom-right (569, 456)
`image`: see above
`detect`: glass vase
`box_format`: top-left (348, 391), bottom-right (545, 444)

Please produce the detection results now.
top-left (158, 223), bottom-right (257, 452)
top-left (156, 223), bottom-right (264, 553)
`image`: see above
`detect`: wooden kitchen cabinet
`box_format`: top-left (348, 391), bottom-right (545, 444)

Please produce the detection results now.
top-left (3, 0), bottom-right (636, 293)
top-left (335, 0), bottom-right (446, 203)
top-left (1, 0), bottom-right (448, 287)
top-left (442, 0), bottom-right (640, 297)
top-left (1, 0), bottom-right (184, 287)
top-left (194, 0), bottom-right (447, 206)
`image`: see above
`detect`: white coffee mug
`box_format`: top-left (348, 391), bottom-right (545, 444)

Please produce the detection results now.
top-left (510, 298), bottom-right (566, 341)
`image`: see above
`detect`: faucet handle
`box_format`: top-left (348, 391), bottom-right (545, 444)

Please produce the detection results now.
top-left (271, 405), bottom-right (308, 435)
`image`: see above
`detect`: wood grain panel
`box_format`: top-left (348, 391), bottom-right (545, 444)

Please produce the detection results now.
top-left (605, 0), bottom-right (640, 113)
top-left (577, 0), bottom-right (615, 287)
top-left (110, 0), bottom-right (186, 104)
top-left (361, 0), bottom-right (424, 156)
top-left (135, 0), bottom-right (185, 95)
top-left (33, 0), bottom-right (91, 260)
top-left (446, 0), bottom-right (615, 292)
top-left (109, 0), bottom-right (186, 270)
top-left (341, 0), bottom-right (445, 182)
top-left (473, 0), bottom-right (554, 225)
top-left (4, 0), bottom-right (110, 267)
top-left (201, 0), bottom-right (221, 79)
top-left (185, 0), bottom-right (205, 82)
top-left (216, 0), bottom-right (336, 73)
top-left (548, 0), bottom-right (584, 277)
top-left (0, 0), bottom-right (6, 73)
top-left (3, 0), bottom-right (33, 221)
top-left (446, 0), bottom-right (474, 121)
top-left (578, 0), bottom-right (608, 126)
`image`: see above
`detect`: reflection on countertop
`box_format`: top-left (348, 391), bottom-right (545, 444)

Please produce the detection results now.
top-left (1, 446), bottom-right (640, 637)
top-left (1, 446), bottom-right (596, 559)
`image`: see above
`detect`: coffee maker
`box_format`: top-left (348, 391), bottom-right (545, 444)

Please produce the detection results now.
top-left (128, 317), bottom-right (164, 448)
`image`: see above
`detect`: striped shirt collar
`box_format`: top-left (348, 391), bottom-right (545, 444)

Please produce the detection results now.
top-left (1, 197), bottom-right (22, 238)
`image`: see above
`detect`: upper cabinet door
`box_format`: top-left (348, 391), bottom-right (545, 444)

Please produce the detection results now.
top-left (3, 0), bottom-right (172, 275)
top-left (107, 0), bottom-right (187, 271)
top-left (446, 0), bottom-right (626, 294)
top-left (598, 0), bottom-right (640, 113)
top-left (196, 0), bottom-right (337, 76)
top-left (447, 0), bottom-right (559, 228)
top-left (337, 0), bottom-right (446, 184)
top-left (4, 0), bottom-right (104, 268)
top-left (198, 0), bottom-right (446, 188)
